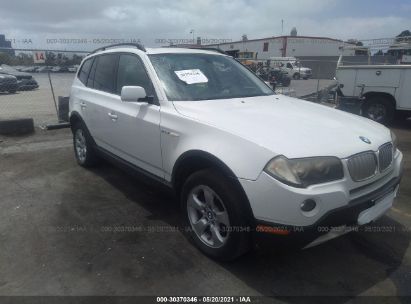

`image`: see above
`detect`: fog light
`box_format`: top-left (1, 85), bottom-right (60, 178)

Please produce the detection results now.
top-left (301, 199), bottom-right (316, 212)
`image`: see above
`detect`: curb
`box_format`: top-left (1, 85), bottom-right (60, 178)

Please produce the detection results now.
top-left (0, 118), bottom-right (35, 136)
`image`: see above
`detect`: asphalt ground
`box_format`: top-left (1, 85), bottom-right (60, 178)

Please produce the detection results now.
top-left (0, 117), bottom-right (410, 300)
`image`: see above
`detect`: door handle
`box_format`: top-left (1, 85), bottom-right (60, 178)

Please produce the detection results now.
top-left (108, 112), bottom-right (118, 121)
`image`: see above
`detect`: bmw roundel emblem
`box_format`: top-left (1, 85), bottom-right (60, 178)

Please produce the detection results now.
top-left (359, 136), bottom-right (371, 144)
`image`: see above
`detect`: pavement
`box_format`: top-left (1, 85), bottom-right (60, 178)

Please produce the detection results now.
top-left (0, 118), bottom-right (410, 299)
top-left (0, 73), bottom-right (74, 126)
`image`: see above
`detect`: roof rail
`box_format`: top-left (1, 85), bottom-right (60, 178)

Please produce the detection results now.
top-left (90, 43), bottom-right (146, 54)
top-left (163, 45), bottom-right (227, 55)
top-left (186, 47), bottom-right (227, 55)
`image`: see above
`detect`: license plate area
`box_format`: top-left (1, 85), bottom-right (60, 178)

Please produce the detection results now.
top-left (357, 189), bottom-right (396, 225)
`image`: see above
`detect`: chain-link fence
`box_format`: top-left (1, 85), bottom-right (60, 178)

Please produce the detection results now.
top-left (0, 48), bottom-right (88, 128)
top-left (245, 54), bottom-right (401, 107)
top-left (0, 46), bottom-right (406, 130)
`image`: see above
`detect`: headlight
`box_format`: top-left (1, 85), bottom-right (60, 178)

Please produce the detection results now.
top-left (264, 156), bottom-right (344, 188)
top-left (391, 130), bottom-right (398, 152)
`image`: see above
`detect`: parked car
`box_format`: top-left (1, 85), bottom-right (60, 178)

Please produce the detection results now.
top-left (68, 65), bottom-right (79, 73)
top-left (335, 63), bottom-right (411, 124)
top-left (13, 66), bottom-right (24, 72)
top-left (51, 66), bottom-right (61, 72)
top-left (0, 65), bottom-right (39, 91)
top-left (20, 66), bottom-right (39, 73)
top-left (269, 57), bottom-right (312, 80)
top-left (69, 45), bottom-right (403, 260)
top-left (35, 66), bottom-right (53, 73)
top-left (0, 74), bottom-right (18, 93)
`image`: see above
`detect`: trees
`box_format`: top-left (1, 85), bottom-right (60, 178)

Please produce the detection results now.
top-left (396, 30), bottom-right (411, 43)
top-left (0, 52), bottom-right (13, 65)
top-left (15, 52), bottom-right (34, 66)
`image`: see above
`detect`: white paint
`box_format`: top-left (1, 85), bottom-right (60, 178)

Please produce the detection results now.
top-left (336, 64), bottom-right (411, 110)
top-left (357, 190), bottom-right (396, 225)
top-left (69, 46), bottom-right (403, 232)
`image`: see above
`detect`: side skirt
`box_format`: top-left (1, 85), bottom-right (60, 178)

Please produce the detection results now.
top-left (94, 145), bottom-right (175, 194)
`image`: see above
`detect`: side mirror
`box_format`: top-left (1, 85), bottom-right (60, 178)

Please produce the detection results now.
top-left (121, 86), bottom-right (148, 102)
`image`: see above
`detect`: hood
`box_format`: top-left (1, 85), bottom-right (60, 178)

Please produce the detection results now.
top-left (0, 74), bottom-right (17, 81)
top-left (173, 95), bottom-right (391, 159)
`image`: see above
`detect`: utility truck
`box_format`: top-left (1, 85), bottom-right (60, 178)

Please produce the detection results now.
top-left (335, 49), bottom-right (411, 124)
top-left (269, 57), bottom-right (312, 80)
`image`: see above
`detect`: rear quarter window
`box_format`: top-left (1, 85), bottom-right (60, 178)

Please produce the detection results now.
top-left (78, 58), bottom-right (94, 85)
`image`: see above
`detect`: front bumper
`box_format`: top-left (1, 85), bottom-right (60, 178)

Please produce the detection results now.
top-left (240, 150), bottom-right (403, 247)
top-left (253, 174), bottom-right (401, 249)
top-left (18, 79), bottom-right (39, 90)
top-left (0, 82), bottom-right (18, 92)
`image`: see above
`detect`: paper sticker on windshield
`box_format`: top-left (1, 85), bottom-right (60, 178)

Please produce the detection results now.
top-left (174, 69), bottom-right (208, 84)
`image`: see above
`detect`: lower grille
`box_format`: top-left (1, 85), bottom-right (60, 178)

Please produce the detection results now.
top-left (348, 152), bottom-right (377, 181)
top-left (379, 143), bottom-right (393, 172)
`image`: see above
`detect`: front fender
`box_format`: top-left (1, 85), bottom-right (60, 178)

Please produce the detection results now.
top-left (160, 103), bottom-right (275, 182)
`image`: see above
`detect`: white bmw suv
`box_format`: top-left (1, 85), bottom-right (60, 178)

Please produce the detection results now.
top-left (69, 43), bottom-right (403, 260)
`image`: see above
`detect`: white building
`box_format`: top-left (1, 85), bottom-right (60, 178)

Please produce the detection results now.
top-left (207, 35), bottom-right (356, 60)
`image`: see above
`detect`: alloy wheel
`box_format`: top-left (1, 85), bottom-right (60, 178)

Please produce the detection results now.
top-left (75, 129), bottom-right (87, 163)
top-left (187, 185), bottom-right (230, 248)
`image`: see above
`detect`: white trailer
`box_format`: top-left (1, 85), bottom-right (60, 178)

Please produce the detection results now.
top-left (335, 64), bottom-right (411, 124)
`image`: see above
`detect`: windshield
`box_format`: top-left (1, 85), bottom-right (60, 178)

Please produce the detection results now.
top-left (149, 53), bottom-right (274, 101)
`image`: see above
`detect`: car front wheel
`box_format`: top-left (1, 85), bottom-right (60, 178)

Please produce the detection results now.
top-left (181, 169), bottom-right (252, 261)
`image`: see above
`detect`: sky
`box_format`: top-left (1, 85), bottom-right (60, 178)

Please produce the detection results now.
top-left (0, 0), bottom-right (410, 51)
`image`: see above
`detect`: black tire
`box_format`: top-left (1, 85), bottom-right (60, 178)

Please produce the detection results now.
top-left (72, 121), bottom-right (99, 167)
top-left (362, 96), bottom-right (395, 125)
top-left (8, 90), bottom-right (17, 94)
top-left (181, 169), bottom-right (252, 261)
top-left (293, 73), bottom-right (300, 80)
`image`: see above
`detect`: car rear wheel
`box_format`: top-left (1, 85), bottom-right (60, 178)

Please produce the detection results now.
top-left (293, 73), bottom-right (300, 80)
top-left (72, 122), bottom-right (99, 167)
top-left (362, 96), bottom-right (395, 125)
top-left (181, 169), bottom-right (252, 261)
